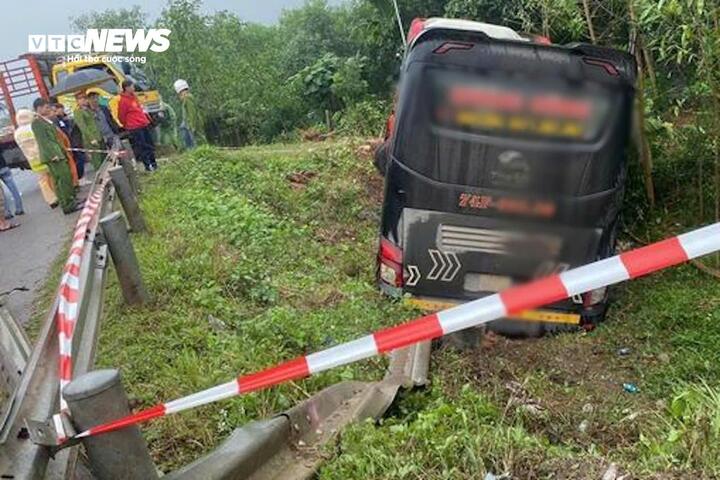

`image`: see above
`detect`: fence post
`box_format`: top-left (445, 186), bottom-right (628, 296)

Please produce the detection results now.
top-left (64, 369), bottom-right (158, 479)
top-left (109, 166), bottom-right (146, 233)
top-left (100, 211), bottom-right (149, 305)
top-left (119, 156), bottom-right (139, 195)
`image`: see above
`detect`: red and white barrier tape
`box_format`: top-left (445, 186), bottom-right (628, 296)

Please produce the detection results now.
top-left (69, 222), bottom-right (720, 440)
top-left (66, 147), bottom-right (122, 155)
top-left (57, 188), bottom-right (104, 415)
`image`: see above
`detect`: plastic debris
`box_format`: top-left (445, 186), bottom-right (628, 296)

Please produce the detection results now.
top-left (484, 473), bottom-right (511, 480)
top-left (207, 314), bottom-right (228, 332)
top-left (617, 347), bottom-right (631, 356)
top-left (601, 463), bottom-right (619, 480)
top-left (623, 383), bottom-right (639, 394)
top-left (578, 419), bottom-right (589, 433)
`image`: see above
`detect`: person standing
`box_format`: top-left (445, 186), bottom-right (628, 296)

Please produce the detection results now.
top-left (0, 187), bottom-right (19, 232)
top-left (46, 104), bottom-right (79, 187)
top-left (87, 89), bottom-right (121, 149)
top-left (14, 109), bottom-right (58, 208)
top-left (0, 148), bottom-right (24, 219)
top-left (157, 101), bottom-right (180, 150)
top-left (54, 103), bottom-right (89, 184)
top-left (173, 79), bottom-right (206, 149)
top-left (118, 81), bottom-right (157, 171)
top-left (73, 92), bottom-right (105, 170)
top-left (31, 98), bottom-right (82, 214)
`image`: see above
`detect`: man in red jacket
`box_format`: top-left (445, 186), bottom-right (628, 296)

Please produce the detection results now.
top-left (118, 80), bottom-right (158, 171)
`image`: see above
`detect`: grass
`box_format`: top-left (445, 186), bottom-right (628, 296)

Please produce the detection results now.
top-left (96, 140), bottom-right (410, 470)
top-left (320, 265), bottom-right (720, 479)
top-left (95, 140), bottom-right (720, 477)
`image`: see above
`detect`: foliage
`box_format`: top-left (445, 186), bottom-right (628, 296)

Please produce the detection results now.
top-left (70, 6), bottom-right (147, 31)
top-left (292, 53), bottom-right (343, 112)
top-left (445, 0), bottom-right (586, 43)
top-left (321, 383), bottom-right (567, 479)
top-left (331, 54), bottom-right (370, 107)
top-left (641, 380), bottom-right (720, 475)
top-left (336, 97), bottom-right (390, 137)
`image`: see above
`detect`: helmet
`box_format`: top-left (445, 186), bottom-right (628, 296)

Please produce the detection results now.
top-left (173, 79), bottom-right (189, 94)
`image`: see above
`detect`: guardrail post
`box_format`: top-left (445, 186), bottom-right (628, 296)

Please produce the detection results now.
top-left (100, 211), bottom-right (149, 305)
top-left (119, 156), bottom-right (140, 195)
top-left (108, 166), bottom-right (146, 233)
top-left (65, 369), bottom-right (159, 479)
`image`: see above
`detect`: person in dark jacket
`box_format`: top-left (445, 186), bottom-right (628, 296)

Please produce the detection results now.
top-left (87, 89), bottom-right (121, 149)
top-left (53, 103), bottom-right (87, 182)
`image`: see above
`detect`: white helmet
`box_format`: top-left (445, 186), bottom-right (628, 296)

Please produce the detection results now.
top-left (173, 79), bottom-right (189, 94)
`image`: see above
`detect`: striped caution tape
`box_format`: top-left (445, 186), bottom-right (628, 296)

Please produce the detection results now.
top-left (65, 147), bottom-right (120, 155)
top-left (57, 188), bottom-right (104, 420)
top-left (69, 222), bottom-right (720, 441)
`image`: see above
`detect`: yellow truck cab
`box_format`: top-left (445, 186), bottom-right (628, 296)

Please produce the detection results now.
top-left (51, 58), bottom-right (164, 125)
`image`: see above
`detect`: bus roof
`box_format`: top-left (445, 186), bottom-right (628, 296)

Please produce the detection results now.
top-left (407, 18), bottom-right (529, 48)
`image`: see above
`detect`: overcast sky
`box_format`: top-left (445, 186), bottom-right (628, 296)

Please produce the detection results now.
top-left (1, 0), bottom-right (345, 61)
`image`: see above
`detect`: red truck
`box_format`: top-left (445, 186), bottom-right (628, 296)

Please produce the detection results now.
top-left (0, 54), bottom-right (55, 169)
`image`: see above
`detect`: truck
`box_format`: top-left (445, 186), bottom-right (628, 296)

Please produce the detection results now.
top-left (51, 57), bottom-right (164, 124)
top-left (0, 54), bottom-right (52, 169)
top-left (0, 53), bottom-right (166, 168)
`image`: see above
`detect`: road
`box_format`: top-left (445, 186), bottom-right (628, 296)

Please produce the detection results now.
top-left (0, 169), bottom-right (81, 325)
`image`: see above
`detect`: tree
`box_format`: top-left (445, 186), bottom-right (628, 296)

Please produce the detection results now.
top-left (70, 6), bottom-right (148, 32)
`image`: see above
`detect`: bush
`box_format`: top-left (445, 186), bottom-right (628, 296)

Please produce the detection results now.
top-left (336, 98), bottom-right (390, 137)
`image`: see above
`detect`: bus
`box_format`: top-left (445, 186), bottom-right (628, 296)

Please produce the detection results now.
top-left (376, 18), bottom-right (636, 338)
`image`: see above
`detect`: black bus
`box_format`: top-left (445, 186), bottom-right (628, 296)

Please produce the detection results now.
top-left (377, 18), bottom-right (636, 337)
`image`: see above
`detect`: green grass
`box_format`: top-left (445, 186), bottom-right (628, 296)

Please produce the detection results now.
top-left (97, 141), bottom-right (411, 470)
top-left (320, 265), bottom-right (720, 479)
top-left (96, 141), bottom-right (720, 477)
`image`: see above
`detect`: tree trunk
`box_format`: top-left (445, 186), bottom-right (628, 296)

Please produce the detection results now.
top-left (582, 0), bottom-right (597, 43)
top-left (628, 0), bottom-right (655, 206)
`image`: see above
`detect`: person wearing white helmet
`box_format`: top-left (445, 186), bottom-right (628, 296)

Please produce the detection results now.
top-left (173, 79), bottom-right (206, 149)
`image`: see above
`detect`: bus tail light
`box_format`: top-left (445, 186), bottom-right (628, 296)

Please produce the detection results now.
top-left (378, 237), bottom-right (404, 287)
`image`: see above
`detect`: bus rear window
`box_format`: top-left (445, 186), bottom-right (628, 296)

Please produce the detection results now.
top-left (432, 71), bottom-right (612, 142)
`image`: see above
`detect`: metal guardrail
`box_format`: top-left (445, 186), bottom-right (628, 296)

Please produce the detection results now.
top-left (0, 153), bottom-right (433, 480)
top-left (166, 342), bottom-right (431, 480)
top-left (0, 161), bottom-right (114, 479)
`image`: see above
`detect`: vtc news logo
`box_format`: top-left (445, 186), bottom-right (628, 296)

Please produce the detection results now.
top-left (28, 29), bottom-right (171, 53)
